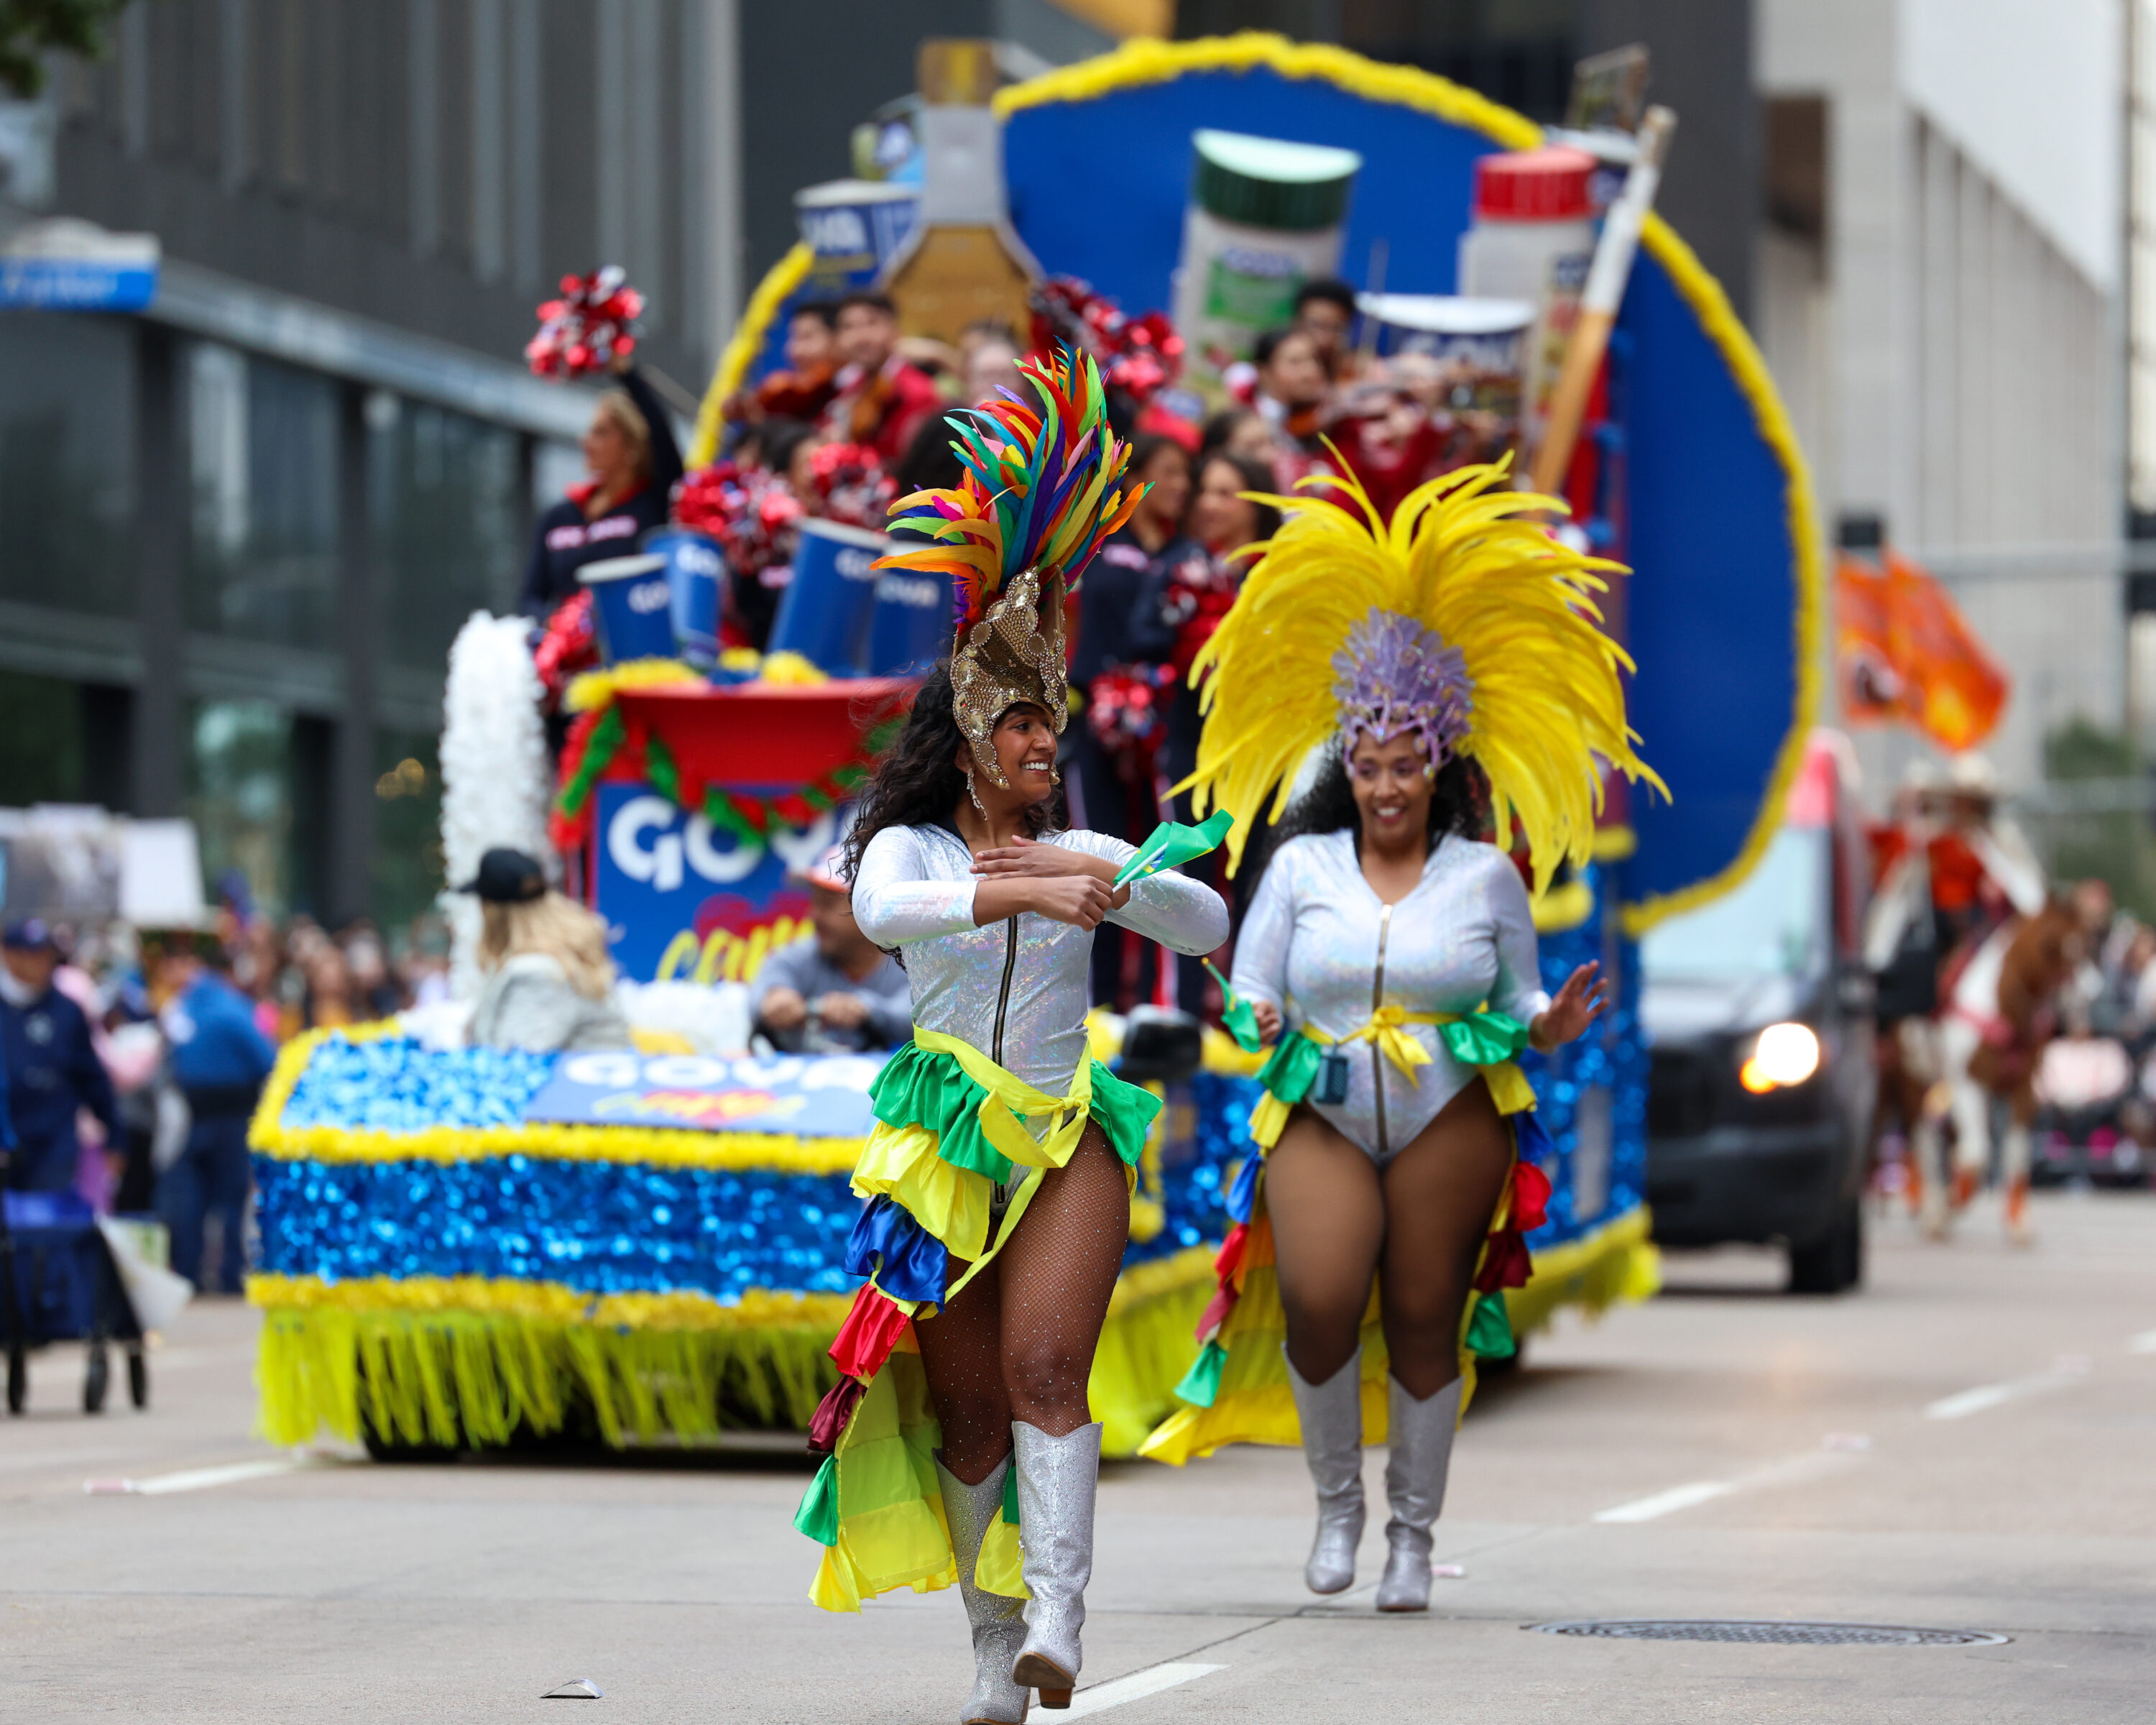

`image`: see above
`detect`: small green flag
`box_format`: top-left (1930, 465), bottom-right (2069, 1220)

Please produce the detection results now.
top-left (1113, 809), bottom-right (1235, 887)
top-left (1205, 960), bottom-right (1263, 1052)
top-left (1173, 1338), bottom-right (1229, 1407)
top-left (1465, 1291), bottom-right (1516, 1361)
top-left (1001, 1459), bottom-right (1022, 1527)
top-left (793, 1453), bottom-right (840, 1545)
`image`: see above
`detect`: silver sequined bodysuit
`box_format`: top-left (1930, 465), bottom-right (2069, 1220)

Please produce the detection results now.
top-left (851, 824), bottom-right (1230, 1107)
top-left (1231, 830), bottom-right (1551, 1163)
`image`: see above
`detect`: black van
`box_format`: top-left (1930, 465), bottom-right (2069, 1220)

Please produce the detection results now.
top-left (1639, 732), bottom-right (1876, 1293)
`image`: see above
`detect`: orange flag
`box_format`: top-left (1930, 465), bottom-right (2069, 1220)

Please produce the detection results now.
top-left (1834, 552), bottom-right (2008, 753)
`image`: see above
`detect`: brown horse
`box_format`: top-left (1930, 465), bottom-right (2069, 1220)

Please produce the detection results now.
top-left (1918, 899), bottom-right (2086, 1243)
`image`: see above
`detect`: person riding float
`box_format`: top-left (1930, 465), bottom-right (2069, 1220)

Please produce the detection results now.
top-left (794, 346), bottom-right (1230, 1723)
top-left (1138, 458), bottom-right (1662, 1610)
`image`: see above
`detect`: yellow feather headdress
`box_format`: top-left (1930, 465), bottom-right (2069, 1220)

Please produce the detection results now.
top-left (1183, 457), bottom-right (1665, 881)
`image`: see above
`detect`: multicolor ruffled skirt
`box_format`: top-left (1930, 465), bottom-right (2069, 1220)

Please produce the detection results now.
top-left (793, 1026), bottom-right (1158, 1611)
top-left (1139, 1012), bottom-right (1552, 1463)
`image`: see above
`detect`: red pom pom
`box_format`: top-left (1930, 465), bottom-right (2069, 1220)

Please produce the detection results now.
top-left (528, 265), bottom-right (647, 379)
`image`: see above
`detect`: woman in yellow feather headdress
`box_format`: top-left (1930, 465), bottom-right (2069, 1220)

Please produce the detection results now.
top-left (1138, 458), bottom-right (1663, 1614)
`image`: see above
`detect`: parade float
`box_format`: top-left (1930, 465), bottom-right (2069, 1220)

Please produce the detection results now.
top-left (248, 32), bottom-right (1817, 1458)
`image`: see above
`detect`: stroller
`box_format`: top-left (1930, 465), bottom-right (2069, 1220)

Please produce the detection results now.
top-left (1, 1190), bottom-right (153, 1414)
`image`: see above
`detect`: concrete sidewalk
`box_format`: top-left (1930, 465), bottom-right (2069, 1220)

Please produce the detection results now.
top-left (3, 1189), bottom-right (2152, 1722)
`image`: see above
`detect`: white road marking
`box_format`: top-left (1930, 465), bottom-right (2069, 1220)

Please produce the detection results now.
top-left (1924, 1359), bottom-right (2088, 1421)
top-left (84, 1458), bottom-right (318, 1496)
top-left (1593, 1479), bottom-right (1736, 1523)
top-left (1062, 1663), bottom-right (1227, 1718)
top-left (1592, 1448), bottom-right (1856, 1524)
top-left (2129, 1328), bottom-right (2156, 1354)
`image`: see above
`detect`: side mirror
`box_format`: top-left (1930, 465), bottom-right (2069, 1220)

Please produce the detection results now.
top-left (1836, 968), bottom-right (1876, 1016)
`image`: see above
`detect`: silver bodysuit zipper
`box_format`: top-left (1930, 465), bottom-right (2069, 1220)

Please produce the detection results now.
top-left (989, 914), bottom-right (1020, 1215)
top-left (1372, 903), bottom-right (1393, 1159)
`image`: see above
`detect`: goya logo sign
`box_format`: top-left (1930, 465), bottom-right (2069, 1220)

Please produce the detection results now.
top-left (594, 781), bottom-right (839, 981)
top-left (522, 1049), bottom-right (886, 1138)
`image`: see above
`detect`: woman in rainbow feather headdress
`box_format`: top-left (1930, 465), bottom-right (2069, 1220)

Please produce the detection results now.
top-left (1137, 459), bottom-right (1663, 1612)
top-left (793, 346), bottom-right (1228, 1722)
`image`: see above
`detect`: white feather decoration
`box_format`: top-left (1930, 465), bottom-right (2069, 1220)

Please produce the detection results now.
top-left (438, 612), bottom-right (553, 1000)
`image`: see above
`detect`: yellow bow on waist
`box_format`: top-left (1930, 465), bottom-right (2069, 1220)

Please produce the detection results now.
top-left (1306, 1005), bottom-right (1447, 1084)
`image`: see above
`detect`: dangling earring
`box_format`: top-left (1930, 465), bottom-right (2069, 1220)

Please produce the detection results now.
top-left (965, 770), bottom-right (989, 817)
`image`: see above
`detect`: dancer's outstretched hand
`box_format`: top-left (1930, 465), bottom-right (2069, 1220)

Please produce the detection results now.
top-left (1531, 961), bottom-right (1608, 1051)
top-left (1251, 999), bottom-right (1283, 1046)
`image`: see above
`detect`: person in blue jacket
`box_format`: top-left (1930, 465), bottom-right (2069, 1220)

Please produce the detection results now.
top-left (155, 937), bottom-right (277, 1292)
top-left (0, 919), bottom-right (117, 1195)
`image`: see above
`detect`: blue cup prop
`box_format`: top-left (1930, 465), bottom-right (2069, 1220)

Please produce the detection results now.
top-left (645, 528), bottom-right (727, 670)
top-left (867, 562), bottom-right (953, 676)
top-left (579, 553), bottom-right (677, 664)
top-left (765, 519), bottom-right (891, 676)
top-left (794, 179), bottom-right (919, 294)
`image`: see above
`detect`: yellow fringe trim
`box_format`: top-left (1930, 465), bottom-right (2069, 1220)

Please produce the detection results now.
top-left (993, 31), bottom-right (1541, 150)
top-left (688, 241), bottom-right (815, 468)
top-left (248, 1275), bottom-right (852, 1449)
top-left (249, 1250), bottom-right (1221, 1460)
top-left (987, 29), bottom-right (1821, 933)
top-left (563, 656), bottom-right (706, 716)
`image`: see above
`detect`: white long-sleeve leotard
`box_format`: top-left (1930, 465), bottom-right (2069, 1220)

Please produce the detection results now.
top-left (851, 824), bottom-right (1230, 1105)
top-left (1230, 829), bottom-right (1550, 1161)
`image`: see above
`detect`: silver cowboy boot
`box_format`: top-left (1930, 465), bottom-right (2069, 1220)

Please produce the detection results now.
top-left (1285, 1347), bottom-right (1365, 1594)
top-left (1008, 1420), bottom-right (1102, 1708)
top-left (1375, 1375), bottom-right (1462, 1612)
top-left (936, 1455), bottom-right (1030, 1725)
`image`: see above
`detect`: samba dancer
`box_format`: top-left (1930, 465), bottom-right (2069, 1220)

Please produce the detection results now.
top-left (1140, 461), bottom-right (1661, 1611)
top-left (797, 348), bottom-right (1228, 1722)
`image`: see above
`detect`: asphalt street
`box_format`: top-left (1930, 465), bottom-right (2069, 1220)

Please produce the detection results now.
top-left (4, 1187), bottom-right (2152, 1724)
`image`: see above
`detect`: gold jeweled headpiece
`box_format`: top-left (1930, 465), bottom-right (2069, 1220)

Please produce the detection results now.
top-left (873, 344), bottom-right (1141, 787)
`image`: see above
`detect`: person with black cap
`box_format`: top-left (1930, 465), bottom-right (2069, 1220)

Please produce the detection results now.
top-left (154, 932), bottom-right (277, 1290)
top-left (464, 849), bottom-right (632, 1053)
top-left (0, 918), bottom-right (117, 1195)
top-left (748, 845), bottom-right (911, 1054)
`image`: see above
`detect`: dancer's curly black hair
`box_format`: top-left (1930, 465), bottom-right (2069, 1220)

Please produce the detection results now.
top-left (841, 661), bottom-right (1064, 883)
top-left (1270, 743), bottom-right (1488, 855)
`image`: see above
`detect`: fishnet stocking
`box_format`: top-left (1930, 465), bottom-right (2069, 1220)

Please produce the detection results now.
top-left (916, 1123), bottom-right (1130, 1485)
top-left (1267, 1078), bottom-right (1515, 1400)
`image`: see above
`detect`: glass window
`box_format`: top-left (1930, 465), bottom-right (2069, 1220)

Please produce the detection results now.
top-left (369, 392), bottom-right (523, 668)
top-left (185, 342), bottom-right (341, 650)
top-left (372, 727), bottom-right (445, 932)
top-left (0, 312), bottom-right (136, 617)
top-left (1639, 827), bottom-right (1828, 985)
top-left (187, 699), bottom-right (295, 919)
top-left (0, 668), bottom-right (85, 804)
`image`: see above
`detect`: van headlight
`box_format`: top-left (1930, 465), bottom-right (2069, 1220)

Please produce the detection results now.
top-left (1738, 1022), bottom-right (1821, 1092)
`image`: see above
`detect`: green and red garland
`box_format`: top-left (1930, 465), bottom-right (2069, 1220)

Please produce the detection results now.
top-left (551, 702), bottom-right (900, 854)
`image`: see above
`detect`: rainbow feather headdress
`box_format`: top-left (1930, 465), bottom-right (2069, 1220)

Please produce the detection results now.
top-left (1184, 458), bottom-right (1665, 881)
top-left (873, 344), bottom-right (1142, 786)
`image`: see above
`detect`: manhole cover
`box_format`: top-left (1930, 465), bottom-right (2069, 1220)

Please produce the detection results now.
top-left (1529, 1620), bottom-right (2009, 1647)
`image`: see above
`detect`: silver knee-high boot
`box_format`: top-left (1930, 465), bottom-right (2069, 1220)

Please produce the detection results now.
top-left (1285, 1348), bottom-right (1365, 1594)
top-left (936, 1456), bottom-right (1030, 1725)
top-left (1009, 1420), bottom-right (1102, 1708)
top-left (1375, 1375), bottom-right (1461, 1612)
